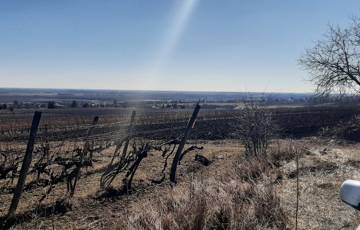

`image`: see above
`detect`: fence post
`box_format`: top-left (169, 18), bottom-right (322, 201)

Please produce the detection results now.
top-left (7, 111), bottom-right (42, 219)
top-left (170, 103), bottom-right (200, 183)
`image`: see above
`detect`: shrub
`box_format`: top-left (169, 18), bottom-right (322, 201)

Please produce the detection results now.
top-left (236, 104), bottom-right (275, 158)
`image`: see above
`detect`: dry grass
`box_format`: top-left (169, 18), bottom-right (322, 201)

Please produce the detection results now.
top-left (114, 158), bottom-right (287, 230)
top-left (7, 140), bottom-right (290, 229)
top-left (277, 138), bottom-right (360, 229)
top-left (4, 138), bottom-right (360, 229)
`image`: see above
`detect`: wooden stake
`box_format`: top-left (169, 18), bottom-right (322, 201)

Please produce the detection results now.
top-left (170, 103), bottom-right (201, 183)
top-left (7, 111), bottom-right (42, 218)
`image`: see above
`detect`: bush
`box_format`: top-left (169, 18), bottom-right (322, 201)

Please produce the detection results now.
top-left (236, 104), bottom-right (275, 158)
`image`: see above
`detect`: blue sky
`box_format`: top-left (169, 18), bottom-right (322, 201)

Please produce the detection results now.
top-left (1, 0), bottom-right (360, 92)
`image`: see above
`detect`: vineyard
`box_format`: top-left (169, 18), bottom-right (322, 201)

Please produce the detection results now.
top-left (0, 104), bottom-right (359, 228)
top-left (0, 103), bottom-right (210, 227)
top-left (1, 105), bottom-right (360, 141)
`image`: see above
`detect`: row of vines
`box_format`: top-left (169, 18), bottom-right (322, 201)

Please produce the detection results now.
top-left (0, 104), bottom-right (205, 228)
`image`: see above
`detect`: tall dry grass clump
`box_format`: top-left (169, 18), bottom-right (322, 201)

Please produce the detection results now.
top-left (116, 155), bottom-right (288, 230)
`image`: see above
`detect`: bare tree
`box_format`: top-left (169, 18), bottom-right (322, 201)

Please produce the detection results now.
top-left (299, 18), bottom-right (360, 95)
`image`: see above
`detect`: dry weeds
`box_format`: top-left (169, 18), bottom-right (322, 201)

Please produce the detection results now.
top-left (4, 138), bottom-right (360, 229)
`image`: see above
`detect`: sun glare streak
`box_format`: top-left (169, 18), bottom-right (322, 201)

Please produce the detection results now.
top-left (133, 0), bottom-right (200, 93)
top-left (149, 0), bottom-right (200, 77)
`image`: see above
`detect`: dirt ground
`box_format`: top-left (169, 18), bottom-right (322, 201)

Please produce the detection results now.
top-left (278, 137), bottom-right (360, 229)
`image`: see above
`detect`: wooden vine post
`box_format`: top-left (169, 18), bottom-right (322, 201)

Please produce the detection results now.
top-left (7, 111), bottom-right (42, 219)
top-left (170, 103), bottom-right (201, 183)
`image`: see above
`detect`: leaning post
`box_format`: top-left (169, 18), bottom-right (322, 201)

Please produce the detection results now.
top-left (7, 111), bottom-right (42, 219)
top-left (170, 103), bottom-right (201, 183)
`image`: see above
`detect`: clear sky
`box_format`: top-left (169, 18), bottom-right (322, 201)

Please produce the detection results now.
top-left (1, 0), bottom-right (360, 93)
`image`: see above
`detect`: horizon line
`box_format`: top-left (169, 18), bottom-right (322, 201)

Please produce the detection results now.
top-left (0, 86), bottom-right (314, 95)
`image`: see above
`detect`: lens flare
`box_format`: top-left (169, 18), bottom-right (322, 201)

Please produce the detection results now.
top-left (153, 0), bottom-right (200, 73)
top-left (134, 0), bottom-right (200, 93)
top-left (138, 0), bottom-right (200, 89)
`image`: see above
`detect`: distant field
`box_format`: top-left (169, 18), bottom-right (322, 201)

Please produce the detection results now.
top-left (1, 105), bottom-right (359, 142)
